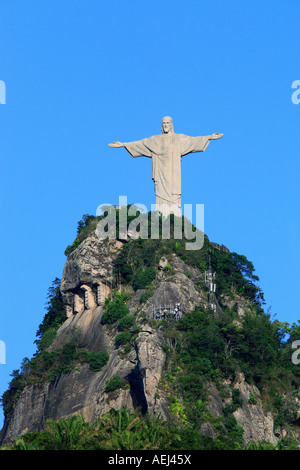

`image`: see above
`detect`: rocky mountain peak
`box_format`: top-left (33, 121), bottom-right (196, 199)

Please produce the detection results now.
top-left (1, 220), bottom-right (300, 449)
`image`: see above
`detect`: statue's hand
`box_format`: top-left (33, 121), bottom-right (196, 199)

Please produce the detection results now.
top-left (210, 133), bottom-right (224, 140)
top-left (108, 141), bottom-right (124, 148)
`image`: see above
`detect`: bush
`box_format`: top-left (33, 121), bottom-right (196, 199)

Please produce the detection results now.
top-left (248, 392), bottom-right (257, 405)
top-left (139, 289), bottom-right (154, 304)
top-left (123, 343), bottom-right (132, 353)
top-left (35, 278), bottom-right (67, 351)
top-left (89, 351), bottom-right (109, 371)
top-left (231, 389), bottom-right (243, 410)
top-left (105, 376), bottom-right (127, 393)
top-left (101, 298), bottom-right (129, 325)
top-left (132, 267), bottom-right (156, 291)
top-left (64, 238), bottom-right (81, 257)
top-left (119, 315), bottom-right (135, 331)
top-left (64, 214), bottom-right (101, 256)
top-left (37, 328), bottom-right (57, 351)
top-left (115, 331), bottom-right (131, 346)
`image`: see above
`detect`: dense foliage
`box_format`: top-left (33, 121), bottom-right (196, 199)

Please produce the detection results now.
top-left (35, 277), bottom-right (67, 351)
top-left (101, 297), bottom-right (130, 324)
top-left (2, 407), bottom-right (298, 450)
top-left (157, 305), bottom-right (300, 448)
top-left (132, 267), bottom-right (156, 290)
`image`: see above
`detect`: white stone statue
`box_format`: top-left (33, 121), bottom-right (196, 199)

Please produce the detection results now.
top-left (109, 116), bottom-right (223, 217)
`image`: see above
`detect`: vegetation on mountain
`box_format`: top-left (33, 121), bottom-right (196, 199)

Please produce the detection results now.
top-left (2, 209), bottom-right (300, 450)
top-left (35, 277), bottom-right (67, 351)
top-left (64, 214), bottom-right (100, 257)
top-left (0, 337), bottom-right (110, 418)
top-left (105, 376), bottom-right (128, 393)
top-left (101, 297), bottom-right (129, 325)
top-left (158, 305), bottom-right (300, 443)
top-left (1, 407), bottom-right (298, 450)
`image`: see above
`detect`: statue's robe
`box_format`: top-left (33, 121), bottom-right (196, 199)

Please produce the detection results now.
top-left (124, 133), bottom-right (210, 216)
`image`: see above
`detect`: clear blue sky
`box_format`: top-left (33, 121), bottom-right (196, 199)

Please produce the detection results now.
top-left (0, 0), bottom-right (299, 428)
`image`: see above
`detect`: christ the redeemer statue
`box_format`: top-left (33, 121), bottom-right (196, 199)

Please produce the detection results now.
top-left (109, 116), bottom-right (223, 217)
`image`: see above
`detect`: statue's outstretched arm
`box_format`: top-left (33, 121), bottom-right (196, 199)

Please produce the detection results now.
top-left (108, 141), bottom-right (126, 148)
top-left (209, 133), bottom-right (224, 140)
top-left (109, 138), bottom-right (152, 158)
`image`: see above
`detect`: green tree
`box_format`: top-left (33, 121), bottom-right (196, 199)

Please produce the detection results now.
top-left (115, 332), bottom-right (131, 346)
top-left (35, 278), bottom-right (66, 351)
top-left (33, 415), bottom-right (94, 450)
top-left (105, 376), bottom-right (127, 393)
top-left (119, 315), bottom-right (135, 331)
top-left (132, 267), bottom-right (156, 290)
top-left (89, 351), bottom-right (109, 371)
top-left (101, 298), bottom-right (129, 324)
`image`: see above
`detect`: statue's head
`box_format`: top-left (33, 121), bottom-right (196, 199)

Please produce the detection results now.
top-left (161, 116), bottom-right (174, 134)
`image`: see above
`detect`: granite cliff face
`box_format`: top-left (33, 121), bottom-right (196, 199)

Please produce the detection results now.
top-left (0, 230), bottom-right (284, 446)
